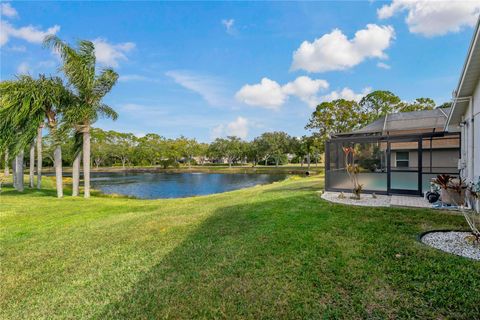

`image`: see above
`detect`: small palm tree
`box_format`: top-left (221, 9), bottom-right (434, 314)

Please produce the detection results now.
top-left (0, 75), bottom-right (74, 197)
top-left (45, 36), bottom-right (119, 198)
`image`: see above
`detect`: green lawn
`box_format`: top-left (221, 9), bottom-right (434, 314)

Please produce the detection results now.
top-left (0, 175), bottom-right (479, 319)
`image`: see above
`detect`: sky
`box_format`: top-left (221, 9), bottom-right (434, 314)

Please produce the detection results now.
top-left (1, 1), bottom-right (479, 142)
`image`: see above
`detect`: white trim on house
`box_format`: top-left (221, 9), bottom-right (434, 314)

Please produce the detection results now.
top-left (446, 16), bottom-right (480, 184)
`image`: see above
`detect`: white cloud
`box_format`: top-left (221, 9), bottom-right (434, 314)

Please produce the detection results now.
top-left (14, 60), bottom-right (57, 75)
top-left (166, 70), bottom-right (231, 107)
top-left (6, 45), bottom-right (26, 52)
top-left (120, 103), bottom-right (167, 116)
top-left (235, 76), bottom-right (330, 109)
top-left (282, 76), bottom-right (329, 107)
top-left (320, 87), bottom-right (371, 102)
top-left (222, 19), bottom-right (235, 34)
top-left (378, 0), bottom-right (480, 37)
top-left (92, 38), bottom-right (135, 67)
top-left (119, 74), bottom-right (157, 82)
top-left (212, 116), bottom-right (249, 139)
top-left (235, 78), bottom-right (287, 110)
top-left (291, 24), bottom-right (395, 72)
top-left (377, 62), bottom-right (391, 69)
top-left (0, 20), bottom-right (60, 46)
top-left (211, 125), bottom-right (224, 140)
top-left (17, 62), bottom-right (29, 74)
top-left (37, 60), bottom-right (56, 69)
top-left (227, 116), bottom-right (249, 139)
top-left (1, 3), bottom-right (17, 17)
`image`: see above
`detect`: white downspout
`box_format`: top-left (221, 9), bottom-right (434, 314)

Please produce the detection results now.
top-left (469, 96), bottom-right (475, 182)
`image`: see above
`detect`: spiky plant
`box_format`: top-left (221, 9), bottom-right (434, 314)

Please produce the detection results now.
top-left (44, 36), bottom-right (119, 198)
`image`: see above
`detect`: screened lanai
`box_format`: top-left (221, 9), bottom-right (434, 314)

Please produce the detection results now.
top-left (325, 108), bottom-right (460, 196)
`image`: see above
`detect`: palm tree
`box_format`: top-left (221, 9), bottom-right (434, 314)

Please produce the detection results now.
top-left (29, 139), bottom-right (35, 188)
top-left (3, 150), bottom-right (9, 177)
top-left (0, 75), bottom-right (73, 197)
top-left (45, 36), bottom-right (119, 198)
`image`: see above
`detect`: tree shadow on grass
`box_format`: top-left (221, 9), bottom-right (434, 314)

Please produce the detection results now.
top-left (94, 190), bottom-right (480, 319)
top-left (1, 187), bottom-right (61, 198)
top-left (96, 192), bottom-right (339, 319)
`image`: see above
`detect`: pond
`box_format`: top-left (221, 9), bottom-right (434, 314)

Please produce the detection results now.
top-left (89, 172), bottom-right (288, 199)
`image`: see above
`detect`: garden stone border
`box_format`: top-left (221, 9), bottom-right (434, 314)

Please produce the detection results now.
top-left (418, 229), bottom-right (480, 261)
top-left (320, 191), bottom-right (391, 207)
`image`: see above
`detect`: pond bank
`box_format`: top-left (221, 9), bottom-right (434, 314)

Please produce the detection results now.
top-left (40, 165), bottom-right (324, 175)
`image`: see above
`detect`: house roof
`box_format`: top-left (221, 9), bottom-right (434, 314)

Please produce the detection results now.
top-left (446, 16), bottom-right (480, 130)
top-left (337, 107), bottom-right (451, 136)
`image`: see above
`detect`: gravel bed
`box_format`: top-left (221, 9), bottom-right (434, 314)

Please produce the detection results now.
top-left (421, 231), bottom-right (480, 261)
top-left (321, 191), bottom-right (390, 207)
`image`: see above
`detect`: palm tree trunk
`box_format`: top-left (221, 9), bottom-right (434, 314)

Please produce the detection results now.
top-left (54, 145), bottom-right (63, 198)
top-left (12, 158), bottom-right (16, 188)
top-left (36, 126), bottom-right (43, 189)
top-left (83, 125), bottom-right (91, 198)
top-left (4, 150), bottom-right (9, 177)
top-left (16, 151), bottom-right (24, 192)
top-left (29, 141), bottom-right (35, 188)
top-left (72, 151), bottom-right (81, 196)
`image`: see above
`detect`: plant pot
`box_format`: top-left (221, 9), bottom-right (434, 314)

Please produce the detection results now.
top-left (440, 188), bottom-right (465, 205)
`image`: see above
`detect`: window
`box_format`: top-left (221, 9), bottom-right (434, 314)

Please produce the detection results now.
top-left (396, 151), bottom-right (409, 168)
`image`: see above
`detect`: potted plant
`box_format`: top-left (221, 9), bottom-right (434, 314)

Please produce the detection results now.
top-left (447, 177), bottom-right (467, 206)
top-left (433, 174), bottom-right (453, 204)
top-left (433, 174), bottom-right (466, 205)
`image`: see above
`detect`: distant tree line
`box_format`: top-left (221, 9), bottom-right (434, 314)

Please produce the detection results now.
top-left (7, 129), bottom-right (324, 170)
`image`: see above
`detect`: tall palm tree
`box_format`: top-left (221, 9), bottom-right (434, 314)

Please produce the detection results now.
top-left (45, 36), bottom-right (119, 198)
top-left (29, 140), bottom-right (35, 188)
top-left (3, 150), bottom-right (9, 177)
top-left (0, 75), bottom-right (73, 197)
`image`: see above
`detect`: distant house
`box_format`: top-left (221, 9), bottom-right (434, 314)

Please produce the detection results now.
top-left (325, 108), bottom-right (460, 196)
top-left (445, 17), bottom-right (480, 186)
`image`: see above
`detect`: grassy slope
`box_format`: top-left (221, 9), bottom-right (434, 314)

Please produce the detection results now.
top-left (0, 175), bottom-right (479, 319)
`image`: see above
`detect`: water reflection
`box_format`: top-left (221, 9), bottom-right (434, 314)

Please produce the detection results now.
top-left (89, 172), bottom-right (287, 199)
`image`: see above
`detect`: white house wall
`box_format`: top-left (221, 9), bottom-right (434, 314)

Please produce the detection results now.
top-left (390, 150), bottom-right (458, 170)
top-left (473, 79), bottom-right (480, 181)
top-left (461, 81), bottom-right (480, 183)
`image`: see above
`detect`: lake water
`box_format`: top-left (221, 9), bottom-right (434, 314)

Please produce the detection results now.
top-left (89, 172), bottom-right (287, 199)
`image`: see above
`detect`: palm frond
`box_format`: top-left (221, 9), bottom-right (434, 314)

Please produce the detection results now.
top-left (93, 68), bottom-right (118, 99)
top-left (97, 104), bottom-right (119, 121)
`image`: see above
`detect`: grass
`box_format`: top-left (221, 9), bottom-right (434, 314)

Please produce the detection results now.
top-left (41, 163), bottom-right (324, 175)
top-left (0, 174), bottom-right (479, 319)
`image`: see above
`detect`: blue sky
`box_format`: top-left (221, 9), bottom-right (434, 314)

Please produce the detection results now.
top-left (1, 1), bottom-right (479, 141)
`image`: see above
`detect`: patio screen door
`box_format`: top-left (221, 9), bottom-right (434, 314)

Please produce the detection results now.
top-left (387, 138), bottom-right (422, 195)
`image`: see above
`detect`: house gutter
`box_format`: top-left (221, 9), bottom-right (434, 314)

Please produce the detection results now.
top-left (446, 17), bottom-right (480, 131)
